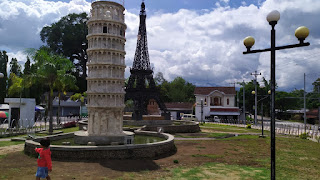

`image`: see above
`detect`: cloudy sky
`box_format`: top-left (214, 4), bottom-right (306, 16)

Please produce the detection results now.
top-left (0, 0), bottom-right (319, 92)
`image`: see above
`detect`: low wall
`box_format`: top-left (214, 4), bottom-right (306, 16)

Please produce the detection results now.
top-left (124, 115), bottom-right (166, 120)
top-left (24, 131), bottom-right (176, 160)
top-left (79, 120), bottom-right (200, 133)
top-left (142, 121), bottom-right (200, 133)
top-left (123, 120), bottom-right (172, 126)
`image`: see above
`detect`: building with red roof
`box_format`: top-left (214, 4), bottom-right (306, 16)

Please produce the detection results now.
top-left (194, 87), bottom-right (240, 121)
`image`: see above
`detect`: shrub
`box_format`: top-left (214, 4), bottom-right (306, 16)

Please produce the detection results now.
top-left (299, 133), bottom-right (309, 139)
top-left (246, 124), bottom-right (251, 129)
top-left (246, 116), bottom-right (253, 121)
top-left (173, 159), bottom-right (179, 164)
top-left (63, 121), bottom-right (77, 128)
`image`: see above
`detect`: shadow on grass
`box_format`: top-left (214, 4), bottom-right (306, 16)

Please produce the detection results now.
top-left (99, 159), bottom-right (160, 172)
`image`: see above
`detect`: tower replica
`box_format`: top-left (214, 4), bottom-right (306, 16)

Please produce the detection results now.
top-left (75, 0), bottom-right (133, 145)
top-left (126, 2), bottom-right (169, 120)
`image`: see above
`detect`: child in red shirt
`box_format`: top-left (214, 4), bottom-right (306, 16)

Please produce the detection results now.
top-left (35, 138), bottom-right (52, 180)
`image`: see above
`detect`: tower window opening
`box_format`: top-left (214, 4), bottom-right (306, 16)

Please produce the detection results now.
top-left (103, 26), bottom-right (108, 33)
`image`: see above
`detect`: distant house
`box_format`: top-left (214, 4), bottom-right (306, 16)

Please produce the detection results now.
top-left (147, 99), bottom-right (161, 115)
top-left (306, 108), bottom-right (319, 124)
top-left (164, 102), bottom-right (194, 120)
top-left (146, 99), bottom-right (194, 120)
top-left (194, 87), bottom-right (240, 120)
top-left (41, 92), bottom-right (84, 117)
top-left (52, 98), bottom-right (81, 117)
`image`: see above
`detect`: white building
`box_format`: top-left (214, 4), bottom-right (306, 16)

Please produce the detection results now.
top-left (4, 98), bottom-right (36, 128)
top-left (194, 87), bottom-right (240, 121)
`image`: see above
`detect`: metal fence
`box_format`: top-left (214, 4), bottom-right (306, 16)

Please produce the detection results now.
top-left (207, 119), bottom-right (320, 142)
top-left (0, 116), bottom-right (81, 137)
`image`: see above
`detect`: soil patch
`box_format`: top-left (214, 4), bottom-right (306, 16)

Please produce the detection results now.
top-left (0, 138), bottom-right (269, 179)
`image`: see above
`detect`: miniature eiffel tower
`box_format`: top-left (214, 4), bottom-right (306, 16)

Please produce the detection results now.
top-left (125, 1), bottom-right (168, 120)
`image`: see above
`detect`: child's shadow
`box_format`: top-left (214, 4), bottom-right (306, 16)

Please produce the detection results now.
top-left (99, 159), bottom-right (160, 172)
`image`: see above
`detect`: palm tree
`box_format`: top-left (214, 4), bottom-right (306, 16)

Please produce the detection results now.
top-left (54, 73), bottom-right (78, 124)
top-left (28, 47), bottom-right (75, 134)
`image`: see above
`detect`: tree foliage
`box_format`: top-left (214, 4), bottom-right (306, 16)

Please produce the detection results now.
top-left (28, 47), bottom-right (76, 134)
top-left (23, 57), bottom-right (31, 75)
top-left (154, 73), bottom-right (195, 103)
top-left (0, 51), bottom-right (8, 103)
top-left (9, 58), bottom-right (22, 77)
top-left (40, 12), bottom-right (88, 92)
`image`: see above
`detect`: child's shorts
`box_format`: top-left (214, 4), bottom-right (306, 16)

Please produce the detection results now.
top-left (36, 167), bottom-right (48, 178)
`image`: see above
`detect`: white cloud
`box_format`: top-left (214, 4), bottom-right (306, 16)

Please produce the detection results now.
top-left (1, 0), bottom-right (320, 92)
top-left (124, 0), bottom-right (320, 92)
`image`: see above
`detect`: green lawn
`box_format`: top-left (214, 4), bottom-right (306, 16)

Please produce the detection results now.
top-left (0, 126), bottom-right (79, 139)
top-left (0, 124), bottom-right (319, 179)
top-left (175, 132), bottom-right (233, 138)
top-left (201, 123), bottom-right (263, 133)
top-left (167, 135), bottom-right (320, 180)
top-left (0, 141), bottom-right (24, 147)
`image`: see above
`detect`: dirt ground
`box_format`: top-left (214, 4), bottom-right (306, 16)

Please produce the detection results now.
top-left (0, 135), bottom-right (269, 180)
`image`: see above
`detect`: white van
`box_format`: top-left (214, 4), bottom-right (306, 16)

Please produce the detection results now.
top-left (214, 116), bottom-right (221, 122)
top-left (181, 114), bottom-right (198, 121)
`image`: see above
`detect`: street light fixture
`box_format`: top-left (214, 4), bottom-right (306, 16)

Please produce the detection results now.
top-left (243, 10), bottom-right (310, 180)
top-left (254, 90), bottom-right (271, 138)
top-left (0, 73), bottom-right (4, 78)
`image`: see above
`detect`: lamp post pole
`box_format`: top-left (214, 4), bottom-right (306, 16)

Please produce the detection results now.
top-left (237, 81), bottom-right (246, 124)
top-left (243, 10), bottom-right (310, 180)
top-left (258, 92), bottom-right (270, 137)
top-left (261, 101), bottom-right (264, 136)
top-left (269, 20), bottom-right (277, 180)
top-left (251, 71), bottom-right (261, 125)
top-left (201, 99), bottom-right (203, 124)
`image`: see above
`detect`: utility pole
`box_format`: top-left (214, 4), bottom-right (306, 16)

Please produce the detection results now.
top-left (237, 81), bottom-right (246, 123)
top-left (251, 71), bottom-right (261, 125)
top-left (243, 81), bottom-right (246, 124)
top-left (200, 99), bottom-right (205, 124)
top-left (304, 73), bottom-right (307, 133)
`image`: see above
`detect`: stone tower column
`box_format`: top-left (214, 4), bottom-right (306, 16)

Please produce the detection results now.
top-left (75, 0), bottom-right (129, 145)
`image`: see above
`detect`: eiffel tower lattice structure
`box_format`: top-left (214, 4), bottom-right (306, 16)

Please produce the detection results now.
top-left (125, 1), bottom-right (169, 121)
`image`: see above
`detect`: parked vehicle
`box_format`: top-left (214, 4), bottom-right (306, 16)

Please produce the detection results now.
top-left (181, 114), bottom-right (198, 121)
top-left (214, 116), bottom-right (221, 123)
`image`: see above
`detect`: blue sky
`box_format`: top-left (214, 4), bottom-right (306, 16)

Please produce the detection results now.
top-left (0, 0), bottom-right (319, 92)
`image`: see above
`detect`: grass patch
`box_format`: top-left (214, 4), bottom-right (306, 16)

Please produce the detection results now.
top-left (167, 163), bottom-right (270, 180)
top-left (175, 132), bottom-right (232, 139)
top-left (201, 123), bottom-right (262, 133)
top-left (0, 126), bottom-right (79, 139)
top-left (192, 154), bottom-right (223, 159)
top-left (0, 141), bottom-right (24, 147)
top-left (0, 154), bottom-right (8, 159)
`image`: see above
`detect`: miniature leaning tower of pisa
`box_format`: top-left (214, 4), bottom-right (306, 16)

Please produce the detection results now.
top-left (75, 0), bottom-right (131, 145)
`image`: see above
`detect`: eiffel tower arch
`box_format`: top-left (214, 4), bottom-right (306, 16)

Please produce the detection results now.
top-left (125, 2), bottom-right (169, 121)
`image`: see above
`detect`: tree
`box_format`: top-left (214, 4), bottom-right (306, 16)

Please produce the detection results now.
top-left (29, 47), bottom-right (75, 134)
top-left (9, 58), bottom-right (22, 77)
top-left (156, 76), bottom-right (195, 103)
top-left (7, 73), bottom-right (26, 97)
top-left (154, 72), bottom-right (167, 85)
top-left (54, 73), bottom-right (78, 123)
top-left (0, 51), bottom-right (8, 103)
top-left (40, 13), bottom-right (88, 92)
top-left (23, 56), bottom-right (31, 75)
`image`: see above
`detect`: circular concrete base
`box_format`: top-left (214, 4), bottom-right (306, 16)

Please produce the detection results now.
top-left (74, 131), bottom-right (134, 145)
top-left (24, 131), bottom-right (176, 160)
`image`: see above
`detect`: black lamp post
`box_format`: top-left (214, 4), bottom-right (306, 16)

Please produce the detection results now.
top-left (253, 90), bottom-right (271, 138)
top-left (243, 10), bottom-right (310, 180)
